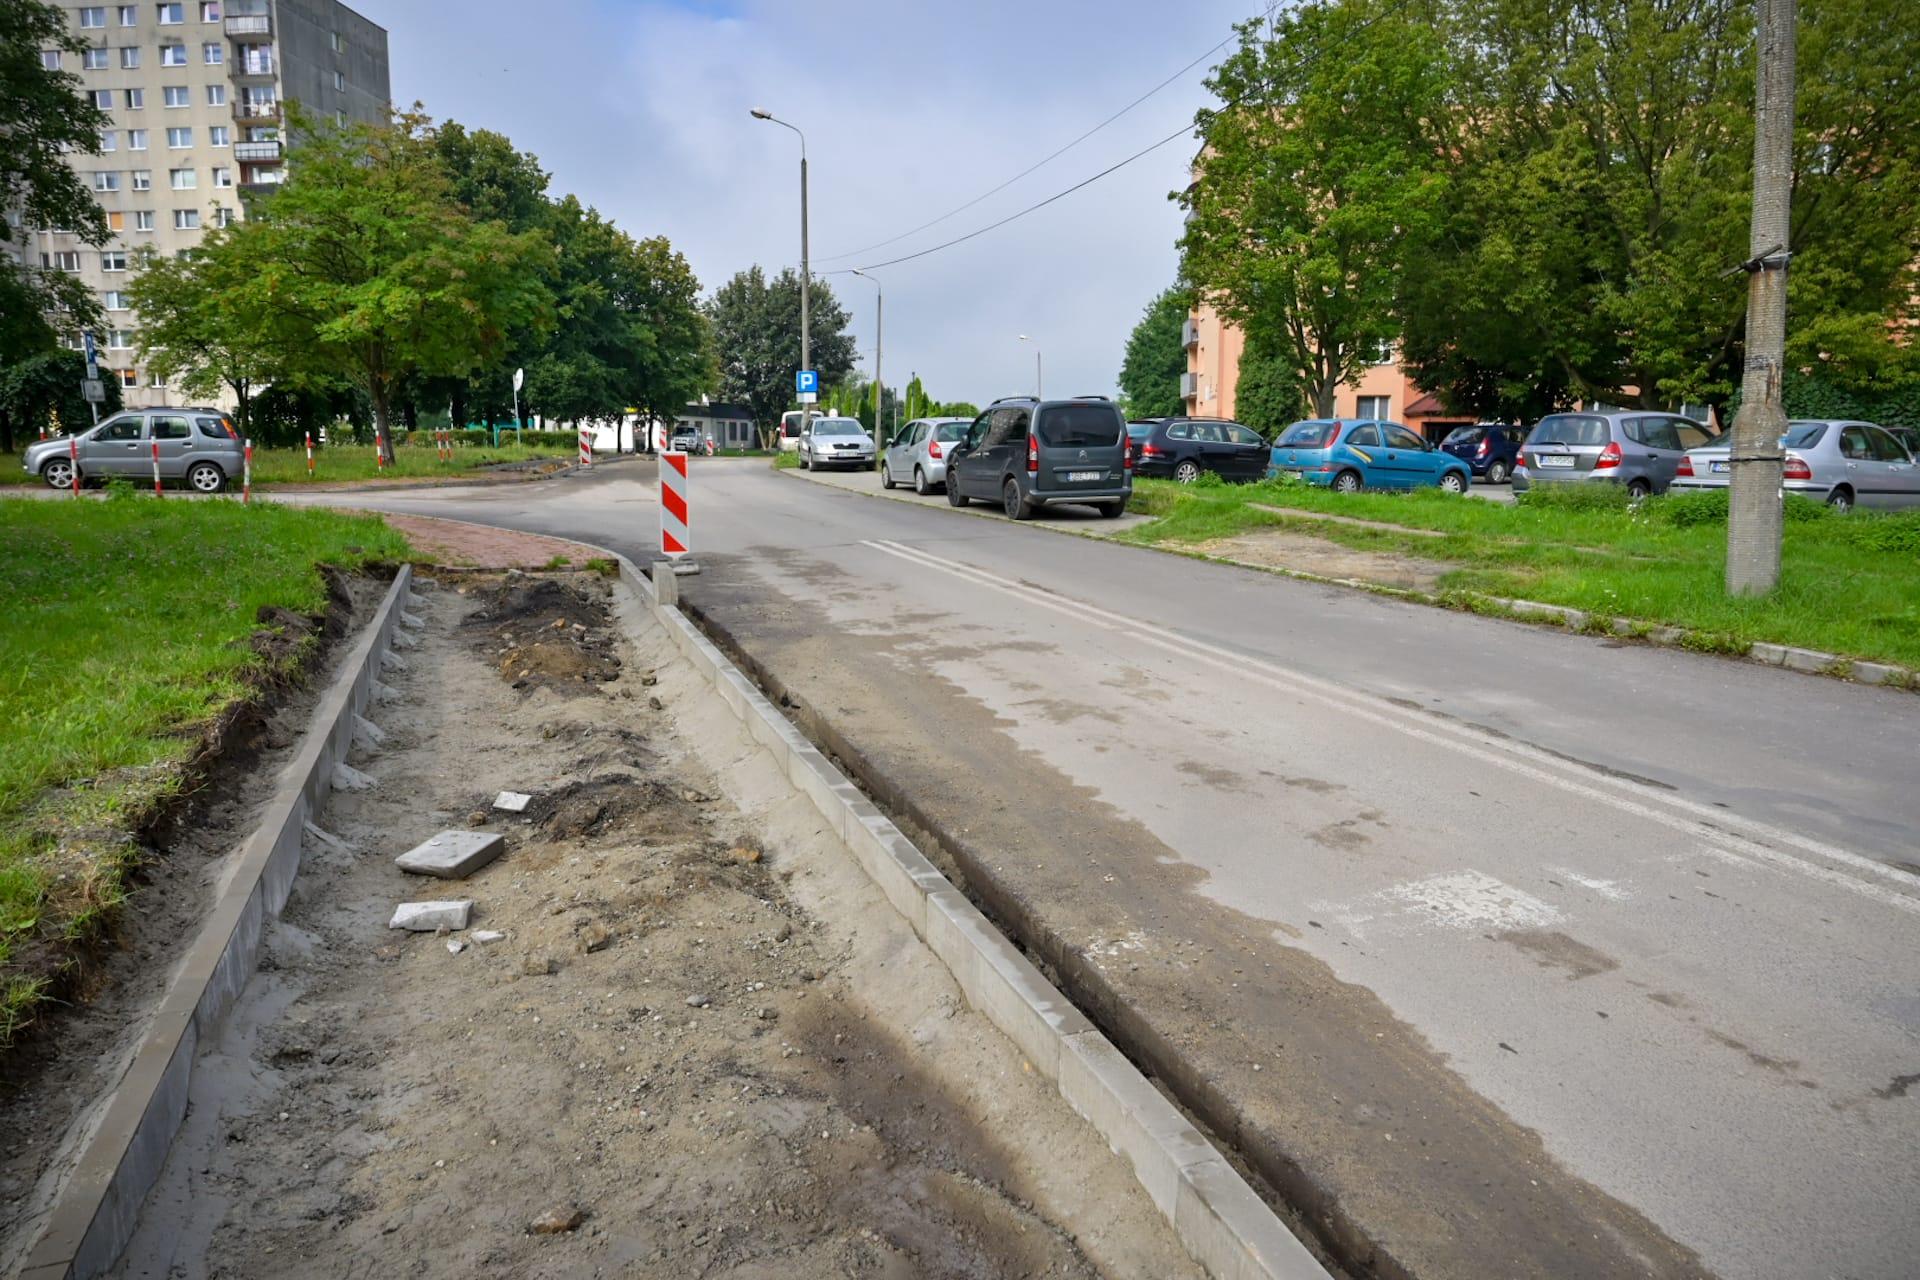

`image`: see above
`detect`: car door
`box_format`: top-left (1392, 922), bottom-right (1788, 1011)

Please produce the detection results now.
top-left (1380, 424), bottom-right (1442, 487)
top-left (885, 421), bottom-right (912, 477)
top-left (1221, 423), bottom-right (1267, 480)
top-left (976, 406), bottom-right (1029, 497)
top-left (1632, 416), bottom-right (1687, 492)
top-left (149, 412), bottom-right (193, 478)
top-left (86, 412), bottom-right (147, 476)
top-left (954, 412), bottom-right (996, 497)
top-left (1342, 424), bottom-right (1383, 484)
top-left (1864, 426), bottom-right (1916, 509)
top-left (1836, 425), bottom-right (1889, 507)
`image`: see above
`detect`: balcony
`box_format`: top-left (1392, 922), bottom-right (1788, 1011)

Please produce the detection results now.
top-left (224, 14), bottom-right (270, 37)
top-left (234, 140), bottom-right (281, 162)
top-left (1181, 317), bottom-right (1199, 349)
top-left (230, 51), bottom-right (275, 79)
top-left (1179, 371), bottom-right (1199, 398)
top-left (233, 99), bottom-right (280, 122)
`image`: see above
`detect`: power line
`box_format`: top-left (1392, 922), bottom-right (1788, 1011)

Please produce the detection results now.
top-left (816, 1), bottom-right (1288, 267)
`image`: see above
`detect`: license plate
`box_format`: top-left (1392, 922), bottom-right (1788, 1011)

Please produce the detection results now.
top-left (1537, 455), bottom-right (1576, 468)
top-left (1065, 470), bottom-right (1103, 482)
top-left (1710, 460), bottom-right (1729, 473)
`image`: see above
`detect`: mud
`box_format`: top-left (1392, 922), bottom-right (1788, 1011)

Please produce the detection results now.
top-left (1193, 529), bottom-right (1449, 593)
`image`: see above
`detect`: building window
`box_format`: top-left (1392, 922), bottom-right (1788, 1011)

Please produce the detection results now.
top-left (334, 109), bottom-right (345, 125)
top-left (125, 87), bottom-right (143, 108)
top-left (133, 209), bottom-right (155, 230)
top-left (80, 7), bottom-right (107, 27)
top-left (47, 250), bottom-right (83, 271)
top-left (119, 368), bottom-right (140, 388)
top-left (170, 167), bottom-right (196, 189)
top-left (118, 4), bottom-right (137, 24)
top-left (160, 44), bottom-right (187, 65)
top-left (130, 168), bottom-right (151, 189)
top-left (92, 171), bottom-right (120, 192)
top-left (199, 0), bottom-right (219, 18)
top-left (329, 30), bottom-right (343, 51)
top-left (208, 125), bottom-right (228, 146)
top-left (166, 127), bottom-right (191, 147)
top-left (120, 45), bottom-right (140, 67)
top-left (107, 329), bottom-right (134, 350)
top-left (128, 128), bottom-right (148, 149)
top-left (102, 251), bottom-right (128, 272)
top-left (99, 129), bottom-right (118, 151)
top-left (106, 211), bottom-right (125, 232)
top-left (333, 70), bottom-right (344, 91)
top-left (40, 50), bottom-right (61, 70)
top-left (150, 371), bottom-right (168, 387)
top-left (213, 205), bottom-right (235, 226)
top-left (163, 85), bottom-right (189, 106)
top-left (104, 290), bottom-right (130, 310)
top-left (173, 209), bottom-right (200, 229)
top-left (1355, 395), bottom-right (1391, 421)
top-left (211, 165), bottom-right (231, 187)
top-left (206, 84), bottom-right (226, 105)
top-left (203, 42), bottom-right (221, 63)
top-left (83, 47), bottom-right (110, 69)
top-left (91, 88), bottom-right (113, 108)
top-left (157, 3), bottom-right (183, 23)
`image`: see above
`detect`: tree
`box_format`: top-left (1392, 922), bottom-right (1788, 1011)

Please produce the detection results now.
top-left (705, 267), bottom-right (855, 436)
top-left (1230, 334), bottom-right (1307, 439)
top-left (1118, 287), bottom-right (1191, 418)
top-left (1, 0), bottom-right (110, 349)
top-left (126, 229), bottom-right (279, 434)
top-left (0, 349), bottom-right (121, 448)
top-left (1180, 1), bottom-right (1453, 417)
top-left (219, 109), bottom-right (553, 461)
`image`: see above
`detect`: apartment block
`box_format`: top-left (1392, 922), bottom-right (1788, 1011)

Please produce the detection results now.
top-left (28, 0), bottom-right (389, 408)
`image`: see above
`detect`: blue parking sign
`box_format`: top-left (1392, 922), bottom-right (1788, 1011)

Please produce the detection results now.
top-left (796, 369), bottom-right (819, 394)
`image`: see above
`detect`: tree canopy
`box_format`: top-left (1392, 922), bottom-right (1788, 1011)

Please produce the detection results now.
top-left (705, 267), bottom-right (856, 432)
top-left (1118, 287), bottom-right (1192, 419)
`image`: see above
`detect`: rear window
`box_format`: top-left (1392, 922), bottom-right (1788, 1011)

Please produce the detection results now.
top-left (812, 419), bottom-right (862, 436)
top-left (1036, 404), bottom-right (1122, 448)
top-left (933, 423), bottom-right (967, 442)
top-left (1276, 421), bottom-right (1339, 448)
top-left (1442, 427), bottom-right (1484, 446)
top-left (1783, 424), bottom-right (1826, 449)
top-left (1530, 415), bottom-right (1608, 446)
top-left (195, 416), bottom-right (234, 440)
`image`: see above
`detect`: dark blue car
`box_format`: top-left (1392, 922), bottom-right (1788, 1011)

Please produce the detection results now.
top-left (1439, 423), bottom-right (1524, 484)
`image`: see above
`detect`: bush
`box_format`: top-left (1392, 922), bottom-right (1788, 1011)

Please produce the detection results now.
top-left (1516, 482), bottom-right (1632, 513)
top-left (1834, 510), bottom-right (1920, 555)
top-left (1191, 471), bottom-right (1227, 489)
top-left (1651, 490), bottom-right (1729, 527)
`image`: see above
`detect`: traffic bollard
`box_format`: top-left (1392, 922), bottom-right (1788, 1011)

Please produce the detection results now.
top-left (151, 440), bottom-right (162, 496)
top-left (69, 438), bottom-right (79, 497)
top-left (579, 426), bottom-right (592, 468)
top-left (243, 438), bottom-right (253, 504)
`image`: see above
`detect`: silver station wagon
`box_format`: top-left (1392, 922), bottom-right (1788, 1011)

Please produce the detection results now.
top-left (24, 408), bottom-right (243, 493)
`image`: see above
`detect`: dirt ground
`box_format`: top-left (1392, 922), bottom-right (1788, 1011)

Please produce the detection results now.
top-left (109, 571), bottom-right (1202, 1280)
top-left (1194, 528), bottom-right (1448, 592)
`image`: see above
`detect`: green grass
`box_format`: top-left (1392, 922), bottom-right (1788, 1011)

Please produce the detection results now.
top-left (771, 451), bottom-right (800, 470)
top-left (1122, 478), bottom-right (1920, 667)
top-left (0, 495), bottom-right (410, 1043)
top-left (249, 441), bottom-right (567, 487)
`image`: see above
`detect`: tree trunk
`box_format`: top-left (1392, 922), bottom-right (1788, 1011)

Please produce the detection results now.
top-left (372, 387), bottom-right (395, 463)
top-left (451, 386), bottom-right (466, 434)
top-left (232, 379), bottom-right (251, 439)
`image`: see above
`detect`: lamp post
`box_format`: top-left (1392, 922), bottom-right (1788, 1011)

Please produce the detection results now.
top-left (752, 108), bottom-right (811, 447)
top-left (1018, 334), bottom-right (1042, 399)
top-left (851, 267), bottom-right (883, 464)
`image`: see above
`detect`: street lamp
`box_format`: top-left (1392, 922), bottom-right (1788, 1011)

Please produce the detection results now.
top-left (752, 107), bottom-right (811, 449)
top-left (1019, 334), bottom-right (1043, 400)
top-left (851, 267), bottom-right (883, 463)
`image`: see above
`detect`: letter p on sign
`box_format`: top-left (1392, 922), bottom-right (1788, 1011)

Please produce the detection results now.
top-left (660, 451), bottom-right (689, 558)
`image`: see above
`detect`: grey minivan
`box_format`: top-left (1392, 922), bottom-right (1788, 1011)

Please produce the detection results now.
top-left (23, 408), bottom-right (242, 492)
top-left (1513, 411), bottom-right (1720, 499)
top-left (945, 396), bottom-right (1130, 520)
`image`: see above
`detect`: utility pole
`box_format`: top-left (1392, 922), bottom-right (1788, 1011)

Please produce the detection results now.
top-left (853, 268), bottom-right (882, 463)
top-left (1725, 0), bottom-right (1797, 596)
top-left (752, 109), bottom-right (812, 445)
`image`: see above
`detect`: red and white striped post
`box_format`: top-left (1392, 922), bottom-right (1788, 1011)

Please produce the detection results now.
top-left (151, 439), bottom-right (162, 496)
top-left (69, 437), bottom-right (80, 497)
top-left (376, 439), bottom-right (386, 474)
top-left (242, 438), bottom-right (253, 503)
top-left (578, 424), bottom-right (592, 467)
top-left (305, 430), bottom-right (314, 477)
top-left (661, 450), bottom-right (690, 562)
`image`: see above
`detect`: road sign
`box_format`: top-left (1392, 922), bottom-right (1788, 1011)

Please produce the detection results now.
top-left (512, 367), bottom-right (525, 392)
top-left (797, 391), bottom-right (817, 405)
top-left (81, 379), bottom-right (105, 403)
top-left (82, 331), bottom-right (98, 380)
top-left (796, 369), bottom-right (819, 395)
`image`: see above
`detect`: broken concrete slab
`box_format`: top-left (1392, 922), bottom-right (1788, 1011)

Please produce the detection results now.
top-left (493, 791), bottom-right (533, 813)
top-left (394, 830), bottom-right (506, 880)
top-left (351, 714), bottom-right (386, 750)
top-left (301, 822), bottom-right (353, 855)
top-left (471, 929), bottom-right (506, 944)
top-left (331, 763), bottom-right (376, 792)
top-left (380, 650), bottom-right (409, 674)
top-left (388, 900), bottom-right (473, 932)
top-left (399, 610), bottom-right (424, 629)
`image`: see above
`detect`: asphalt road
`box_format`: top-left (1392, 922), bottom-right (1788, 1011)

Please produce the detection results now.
top-left (292, 458), bottom-right (1920, 1280)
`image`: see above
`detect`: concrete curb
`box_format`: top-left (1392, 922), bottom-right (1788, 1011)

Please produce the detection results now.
top-left (614, 553), bottom-right (1329, 1280)
top-left (18, 566), bottom-right (415, 1280)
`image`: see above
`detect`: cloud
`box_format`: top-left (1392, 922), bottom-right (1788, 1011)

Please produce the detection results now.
top-left (376, 0), bottom-right (1255, 404)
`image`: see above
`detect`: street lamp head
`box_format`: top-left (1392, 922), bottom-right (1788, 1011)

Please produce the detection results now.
top-left (1018, 334), bottom-right (1033, 342)
top-left (749, 107), bottom-right (773, 120)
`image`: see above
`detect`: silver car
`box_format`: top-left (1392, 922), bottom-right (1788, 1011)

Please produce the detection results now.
top-left (1670, 419), bottom-right (1918, 512)
top-left (22, 407), bottom-right (243, 493)
top-left (881, 417), bottom-right (971, 494)
top-left (796, 416), bottom-right (873, 471)
top-left (1513, 411), bottom-right (1720, 498)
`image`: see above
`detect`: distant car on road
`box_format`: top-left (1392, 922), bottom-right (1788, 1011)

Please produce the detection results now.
top-left (1513, 411), bottom-right (1719, 499)
top-left (1132, 416), bottom-right (1269, 483)
top-left (882, 417), bottom-right (971, 494)
top-left (1671, 419), bottom-right (1919, 512)
top-left (797, 416), bottom-right (874, 471)
top-left (23, 408), bottom-right (242, 492)
top-left (669, 428), bottom-right (700, 452)
top-left (946, 395), bottom-right (1131, 520)
top-left (1439, 423), bottom-right (1525, 484)
top-left (1268, 419), bottom-right (1472, 493)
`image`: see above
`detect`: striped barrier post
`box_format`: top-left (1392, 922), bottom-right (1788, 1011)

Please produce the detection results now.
top-left (151, 440), bottom-right (162, 497)
top-left (305, 431), bottom-right (314, 477)
top-left (242, 438), bottom-right (253, 504)
top-left (69, 438), bottom-right (80, 497)
top-left (579, 425), bottom-right (592, 468)
top-left (661, 450), bottom-right (689, 562)
top-left (376, 439), bottom-right (386, 474)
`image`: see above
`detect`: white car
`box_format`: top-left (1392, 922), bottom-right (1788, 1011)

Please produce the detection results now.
top-left (797, 417), bottom-right (874, 470)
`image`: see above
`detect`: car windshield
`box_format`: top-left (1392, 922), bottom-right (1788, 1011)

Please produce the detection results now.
top-left (1037, 404), bottom-right (1122, 448)
top-left (1530, 415), bottom-right (1608, 446)
top-left (812, 420), bottom-right (862, 436)
top-left (1276, 421), bottom-right (1339, 448)
top-left (933, 423), bottom-right (967, 442)
top-left (1782, 424), bottom-right (1827, 448)
top-left (1442, 427), bottom-right (1484, 446)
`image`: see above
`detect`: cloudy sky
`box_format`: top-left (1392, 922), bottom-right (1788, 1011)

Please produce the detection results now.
top-left (373, 0), bottom-right (1264, 407)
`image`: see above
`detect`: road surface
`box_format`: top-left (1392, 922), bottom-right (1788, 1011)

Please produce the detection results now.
top-left (291, 458), bottom-right (1920, 1280)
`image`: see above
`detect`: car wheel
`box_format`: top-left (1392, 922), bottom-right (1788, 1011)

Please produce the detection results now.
top-left (187, 461), bottom-right (225, 494)
top-left (914, 467), bottom-right (933, 496)
top-left (1626, 478), bottom-right (1651, 500)
top-left (798, 452), bottom-right (809, 470)
top-left (1003, 480), bottom-right (1034, 521)
top-left (1439, 470), bottom-right (1467, 494)
top-left (881, 460), bottom-right (895, 489)
top-left (1333, 470), bottom-right (1362, 494)
top-left (43, 458), bottom-right (76, 490)
top-left (1174, 460), bottom-right (1201, 484)
top-left (1827, 485), bottom-right (1854, 513)
top-left (1487, 460), bottom-right (1510, 485)
top-left (1099, 500), bottom-right (1126, 519)
top-left (947, 476), bottom-right (969, 507)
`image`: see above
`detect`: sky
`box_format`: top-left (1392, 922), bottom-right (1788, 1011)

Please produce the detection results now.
top-left (371, 0), bottom-right (1265, 408)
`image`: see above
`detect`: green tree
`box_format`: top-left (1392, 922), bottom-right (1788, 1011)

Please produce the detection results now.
top-left (126, 230), bottom-right (280, 434)
top-left (1230, 335), bottom-right (1308, 438)
top-left (706, 267), bottom-right (855, 437)
top-left (220, 109), bottom-right (553, 461)
top-left (0, 349), bottom-right (122, 445)
top-left (1118, 287), bottom-right (1191, 418)
top-left (1180, 0), bottom-right (1453, 418)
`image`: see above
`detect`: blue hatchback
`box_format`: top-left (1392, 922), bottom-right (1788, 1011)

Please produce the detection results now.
top-left (1268, 419), bottom-right (1473, 494)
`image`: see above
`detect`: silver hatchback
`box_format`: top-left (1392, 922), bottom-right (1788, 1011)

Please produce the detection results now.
top-left (23, 408), bottom-right (243, 493)
top-left (1513, 411), bottom-right (1720, 498)
top-left (882, 417), bottom-right (971, 494)
top-left (1671, 419), bottom-right (1918, 512)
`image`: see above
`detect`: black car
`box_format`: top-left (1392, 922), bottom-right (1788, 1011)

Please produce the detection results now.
top-left (946, 395), bottom-right (1131, 520)
top-left (1132, 416), bottom-right (1269, 483)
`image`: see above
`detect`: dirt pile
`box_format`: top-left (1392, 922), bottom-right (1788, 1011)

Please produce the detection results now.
top-left (463, 574), bottom-right (622, 692)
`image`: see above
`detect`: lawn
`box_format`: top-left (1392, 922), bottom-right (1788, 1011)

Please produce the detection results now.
top-left (250, 441), bottom-right (568, 487)
top-left (0, 495), bottom-right (410, 1043)
top-left (1124, 478), bottom-right (1920, 668)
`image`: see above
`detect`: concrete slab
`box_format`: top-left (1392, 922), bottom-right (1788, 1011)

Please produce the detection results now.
top-left (389, 900), bottom-right (473, 931)
top-left (394, 830), bottom-right (505, 879)
top-left (331, 763), bottom-right (376, 792)
top-left (493, 791), bottom-right (532, 813)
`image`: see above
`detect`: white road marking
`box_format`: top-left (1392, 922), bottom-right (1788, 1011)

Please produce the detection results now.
top-left (861, 538), bottom-right (1920, 917)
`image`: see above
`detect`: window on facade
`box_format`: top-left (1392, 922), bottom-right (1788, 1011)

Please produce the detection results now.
top-left (91, 88), bottom-right (114, 108)
top-left (204, 42), bottom-right (221, 63)
top-left (106, 212), bottom-right (125, 232)
top-left (1355, 395), bottom-right (1391, 421)
top-left (160, 44), bottom-right (186, 65)
top-left (329, 29), bottom-right (343, 51)
top-left (47, 250), bottom-right (83, 271)
top-left (150, 372), bottom-right (170, 388)
top-left (213, 205), bottom-right (234, 226)
top-left (211, 166), bottom-right (231, 187)
top-left (41, 50), bottom-right (61, 70)
top-left (125, 87), bottom-right (143, 107)
top-left (170, 168), bottom-right (196, 189)
top-left (174, 209), bottom-right (200, 229)
top-left (92, 171), bottom-right (120, 192)
top-left (118, 4), bottom-right (137, 23)
top-left (80, 7), bottom-right (107, 27)
top-left (99, 129), bottom-right (118, 151)
top-left (158, 3), bottom-right (184, 23)
top-left (128, 128), bottom-right (148, 149)
top-left (83, 48), bottom-right (110, 69)
top-left (206, 84), bottom-right (226, 105)
top-left (102, 251), bottom-right (128, 271)
top-left (107, 330), bottom-right (133, 350)
top-left (105, 290), bottom-right (129, 310)
top-left (163, 85), bottom-right (189, 106)
top-left (200, 1), bottom-right (220, 18)
top-left (167, 127), bottom-right (191, 147)
top-left (208, 125), bottom-right (229, 146)
top-left (119, 368), bottom-right (140, 388)
top-left (120, 45), bottom-right (140, 67)
top-left (333, 70), bottom-right (344, 90)
top-left (130, 169), bottom-right (151, 189)
top-left (133, 209), bottom-right (155, 229)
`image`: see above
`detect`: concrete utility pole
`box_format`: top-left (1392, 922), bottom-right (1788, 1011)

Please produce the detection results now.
top-left (1725, 0), bottom-right (1797, 596)
top-left (1019, 334), bottom-right (1042, 399)
top-left (752, 108), bottom-right (811, 446)
top-left (853, 268), bottom-right (882, 464)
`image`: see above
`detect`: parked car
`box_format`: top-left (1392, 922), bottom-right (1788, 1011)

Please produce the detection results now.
top-left (23, 408), bottom-right (242, 492)
top-left (669, 428), bottom-right (700, 452)
top-left (1268, 419), bottom-right (1472, 493)
top-left (1882, 424), bottom-right (1920, 458)
top-left (1133, 416), bottom-right (1269, 483)
top-left (945, 395), bottom-right (1131, 520)
top-left (797, 416), bottom-right (874, 470)
top-left (1670, 419), bottom-right (1918, 512)
top-left (882, 416), bottom-right (972, 494)
top-left (778, 409), bottom-right (807, 452)
top-left (1513, 411), bottom-right (1718, 498)
top-left (1439, 423), bottom-right (1525, 484)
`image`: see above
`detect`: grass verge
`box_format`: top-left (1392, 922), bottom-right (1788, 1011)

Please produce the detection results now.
top-left (250, 442), bottom-right (566, 487)
top-left (1122, 478), bottom-right (1920, 668)
top-left (0, 494), bottom-right (410, 1045)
